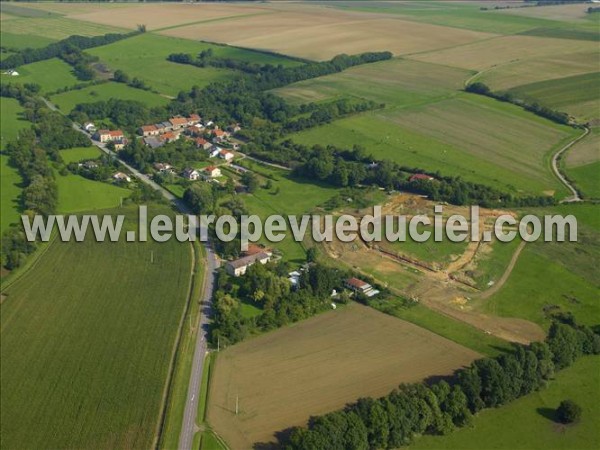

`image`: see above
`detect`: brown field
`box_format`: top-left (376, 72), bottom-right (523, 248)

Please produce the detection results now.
top-left (160, 6), bottom-right (494, 60)
top-left (55, 3), bottom-right (269, 31)
top-left (479, 51), bottom-right (599, 91)
top-left (208, 303), bottom-right (481, 450)
top-left (410, 35), bottom-right (598, 71)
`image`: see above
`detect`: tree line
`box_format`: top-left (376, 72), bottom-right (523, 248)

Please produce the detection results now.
top-left (0, 31), bottom-right (140, 70)
top-left (274, 318), bottom-right (600, 450)
top-left (465, 82), bottom-right (572, 126)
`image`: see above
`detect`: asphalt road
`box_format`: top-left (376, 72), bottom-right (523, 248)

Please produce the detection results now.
top-left (43, 97), bottom-right (219, 449)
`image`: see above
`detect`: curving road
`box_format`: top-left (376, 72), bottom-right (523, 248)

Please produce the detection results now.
top-left (42, 97), bottom-right (218, 449)
top-left (551, 126), bottom-right (589, 203)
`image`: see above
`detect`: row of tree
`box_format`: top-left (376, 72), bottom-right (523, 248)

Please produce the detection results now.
top-left (0, 31), bottom-right (140, 70)
top-left (277, 319), bottom-right (600, 449)
top-left (466, 82), bottom-right (572, 125)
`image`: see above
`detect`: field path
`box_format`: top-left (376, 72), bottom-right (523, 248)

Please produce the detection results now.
top-left (551, 125), bottom-right (589, 203)
top-left (478, 240), bottom-right (526, 301)
top-left (41, 97), bottom-right (219, 450)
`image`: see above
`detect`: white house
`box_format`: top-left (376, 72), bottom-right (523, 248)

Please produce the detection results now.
top-left (83, 122), bottom-right (96, 133)
top-left (182, 168), bottom-right (200, 181)
top-left (201, 166), bottom-right (222, 179)
top-left (113, 172), bottom-right (131, 183)
top-left (219, 150), bottom-right (234, 162)
top-left (225, 251), bottom-right (272, 277)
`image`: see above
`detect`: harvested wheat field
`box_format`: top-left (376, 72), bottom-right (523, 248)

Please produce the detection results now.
top-left (410, 35), bottom-right (599, 71)
top-left (161, 6), bottom-right (493, 60)
top-left (208, 303), bottom-right (481, 450)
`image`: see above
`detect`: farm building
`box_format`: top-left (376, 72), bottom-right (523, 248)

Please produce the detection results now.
top-left (182, 168), bottom-right (200, 181)
top-left (225, 251), bottom-right (272, 277)
top-left (345, 277), bottom-right (379, 297)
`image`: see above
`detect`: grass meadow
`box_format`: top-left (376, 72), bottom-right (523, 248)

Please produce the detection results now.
top-left (87, 34), bottom-right (237, 96)
top-left (50, 81), bottom-right (169, 112)
top-left (0, 206), bottom-right (193, 449)
top-left (55, 171), bottom-right (130, 213)
top-left (59, 146), bottom-right (102, 164)
top-left (0, 154), bottom-right (22, 233)
top-left (1, 58), bottom-right (80, 93)
top-left (568, 161), bottom-right (600, 199)
top-left (411, 355), bottom-right (600, 450)
top-left (1, 97), bottom-right (28, 149)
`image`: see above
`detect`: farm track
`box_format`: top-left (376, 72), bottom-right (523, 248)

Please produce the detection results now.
top-left (551, 125), bottom-right (589, 203)
top-left (41, 97), bottom-right (218, 450)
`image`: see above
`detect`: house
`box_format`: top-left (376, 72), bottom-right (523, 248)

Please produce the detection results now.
top-left (409, 173), bottom-right (435, 182)
top-left (219, 150), bottom-right (234, 162)
top-left (160, 121), bottom-right (173, 131)
top-left (227, 123), bottom-right (241, 133)
top-left (230, 142), bottom-right (241, 151)
top-left (187, 114), bottom-right (201, 125)
top-left (169, 117), bottom-right (188, 130)
top-left (113, 140), bottom-right (127, 151)
top-left (208, 146), bottom-right (221, 158)
top-left (5, 69), bottom-right (19, 76)
top-left (144, 136), bottom-right (164, 149)
top-left (154, 163), bottom-right (173, 172)
top-left (138, 124), bottom-right (159, 137)
top-left (201, 165), bottom-right (222, 179)
top-left (83, 122), bottom-right (96, 133)
top-left (212, 128), bottom-right (228, 142)
top-left (288, 270), bottom-right (301, 289)
top-left (160, 131), bottom-right (179, 143)
top-left (95, 129), bottom-right (124, 143)
top-left (195, 138), bottom-right (211, 150)
top-left (225, 251), bottom-right (272, 277)
top-left (345, 277), bottom-right (379, 297)
top-left (182, 168), bottom-right (200, 181)
top-left (113, 172), bottom-right (131, 183)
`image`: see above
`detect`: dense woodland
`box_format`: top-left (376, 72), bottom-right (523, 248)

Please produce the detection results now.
top-left (276, 318), bottom-right (600, 450)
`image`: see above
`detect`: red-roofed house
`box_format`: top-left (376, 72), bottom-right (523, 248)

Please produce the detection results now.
top-left (95, 129), bottom-right (125, 143)
top-left (219, 150), bottom-right (234, 162)
top-left (212, 128), bottom-right (229, 143)
top-left (169, 117), bottom-right (189, 130)
top-left (187, 114), bottom-right (201, 125)
top-left (138, 124), bottom-right (159, 137)
top-left (195, 138), bottom-right (211, 150)
top-left (201, 166), bottom-right (222, 179)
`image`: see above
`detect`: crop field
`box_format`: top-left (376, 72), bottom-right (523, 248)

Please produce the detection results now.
top-left (412, 355), bottom-right (600, 450)
top-left (291, 93), bottom-right (576, 196)
top-left (159, 4), bottom-right (493, 61)
top-left (410, 35), bottom-right (599, 71)
top-left (478, 51), bottom-right (599, 92)
top-left (0, 155), bottom-right (22, 233)
top-left (207, 302), bottom-right (481, 450)
top-left (0, 207), bottom-right (193, 450)
top-left (55, 172), bottom-right (130, 214)
top-left (2, 58), bottom-right (80, 93)
top-left (507, 72), bottom-right (600, 122)
top-left (0, 16), bottom-right (127, 40)
top-left (50, 82), bottom-right (169, 113)
top-left (59, 146), bottom-right (102, 164)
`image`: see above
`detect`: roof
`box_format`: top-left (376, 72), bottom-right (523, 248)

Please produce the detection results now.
top-left (195, 137), bottom-right (209, 145)
top-left (213, 129), bottom-right (226, 137)
top-left (226, 252), bottom-right (271, 269)
top-left (189, 114), bottom-right (201, 121)
top-left (113, 172), bottom-right (129, 179)
top-left (140, 125), bottom-right (157, 132)
top-left (170, 117), bottom-right (188, 126)
top-left (109, 130), bottom-right (124, 137)
top-left (409, 173), bottom-right (434, 182)
top-left (220, 150), bottom-right (233, 157)
top-left (183, 167), bottom-right (199, 176)
top-left (204, 165), bottom-right (219, 172)
top-left (144, 137), bottom-right (163, 149)
top-left (346, 277), bottom-right (369, 289)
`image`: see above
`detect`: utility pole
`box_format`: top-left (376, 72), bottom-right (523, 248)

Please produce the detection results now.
top-left (217, 336), bottom-right (220, 352)
top-left (235, 394), bottom-right (239, 415)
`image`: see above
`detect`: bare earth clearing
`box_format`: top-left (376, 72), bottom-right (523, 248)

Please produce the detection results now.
top-left (208, 303), bottom-right (481, 450)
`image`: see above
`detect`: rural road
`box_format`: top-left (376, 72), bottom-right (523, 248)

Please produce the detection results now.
top-left (551, 126), bottom-right (589, 203)
top-left (43, 97), bottom-right (219, 449)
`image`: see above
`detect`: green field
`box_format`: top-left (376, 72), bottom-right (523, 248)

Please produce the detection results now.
top-left (87, 34), bottom-right (236, 96)
top-left (0, 97), bottom-right (28, 149)
top-left (0, 31), bottom-right (56, 49)
top-left (411, 355), bottom-right (600, 450)
top-left (508, 72), bottom-right (600, 122)
top-left (0, 155), bottom-right (22, 233)
top-left (50, 81), bottom-right (169, 112)
top-left (567, 161), bottom-right (600, 200)
top-left (55, 171), bottom-right (130, 213)
top-left (1, 58), bottom-right (80, 93)
top-left (60, 146), bottom-right (102, 164)
top-left (0, 207), bottom-right (193, 449)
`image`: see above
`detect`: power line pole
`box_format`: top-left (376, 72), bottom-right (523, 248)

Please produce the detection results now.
top-left (235, 394), bottom-right (239, 415)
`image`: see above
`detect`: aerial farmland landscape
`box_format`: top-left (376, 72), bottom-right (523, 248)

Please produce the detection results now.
top-left (0, 1), bottom-right (598, 450)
